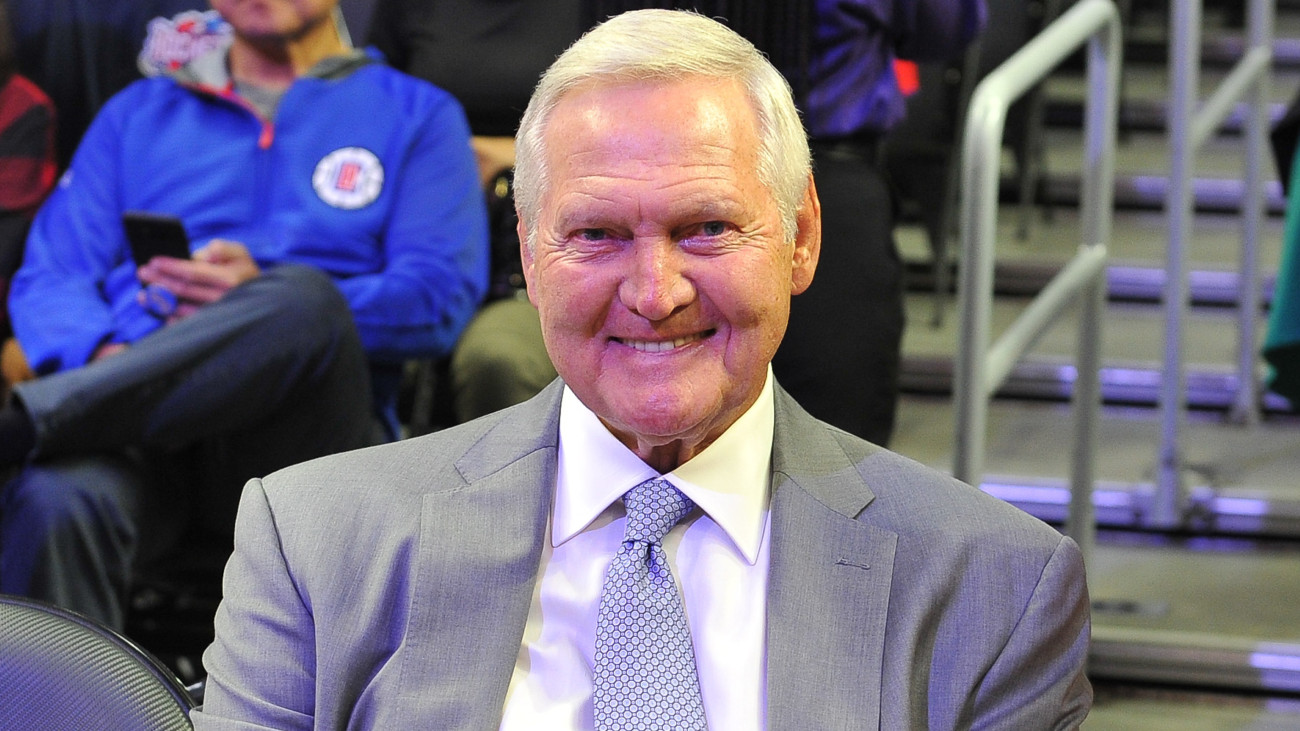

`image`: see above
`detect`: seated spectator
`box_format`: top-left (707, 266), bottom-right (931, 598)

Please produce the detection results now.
top-left (0, 0), bottom-right (486, 632)
top-left (367, 0), bottom-right (577, 424)
top-left (0, 0), bottom-right (56, 398)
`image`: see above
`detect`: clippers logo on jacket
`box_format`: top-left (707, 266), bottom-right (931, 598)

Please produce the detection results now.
top-left (313, 147), bottom-right (384, 209)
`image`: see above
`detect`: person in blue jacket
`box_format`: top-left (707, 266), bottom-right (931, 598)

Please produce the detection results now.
top-left (0, 0), bottom-right (487, 631)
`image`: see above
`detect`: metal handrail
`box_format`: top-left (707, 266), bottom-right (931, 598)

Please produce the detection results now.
top-left (952, 0), bottom-right (1121, 565)
top-left (1153, 0), bottom-right (1273, 528)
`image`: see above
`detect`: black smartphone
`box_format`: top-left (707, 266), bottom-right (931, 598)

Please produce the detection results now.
top-left (122, 211), bottom-right (191, 267)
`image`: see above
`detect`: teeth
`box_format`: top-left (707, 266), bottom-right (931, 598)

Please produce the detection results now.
top-left (624, 334), bottom-right (703, 352)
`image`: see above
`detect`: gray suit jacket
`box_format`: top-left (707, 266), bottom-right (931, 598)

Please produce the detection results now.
top-left (193, 380), bottom-right (1091, 730)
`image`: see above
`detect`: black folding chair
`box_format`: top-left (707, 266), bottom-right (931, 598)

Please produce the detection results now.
top-left (0, 594), bottom-right (196, 730)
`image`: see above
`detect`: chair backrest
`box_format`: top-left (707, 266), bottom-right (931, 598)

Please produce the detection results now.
top-left (0, 594), bottom-right (195, 730)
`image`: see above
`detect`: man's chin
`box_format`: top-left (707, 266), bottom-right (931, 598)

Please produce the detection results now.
top-left (603, 394), bottom-right (727, 455)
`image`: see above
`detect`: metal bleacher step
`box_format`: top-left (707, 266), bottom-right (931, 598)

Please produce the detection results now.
top-left (1028, 19), bottom-right (1300, 212)
top-left (900, 281), bottom-right (1269, 421)
top-left (1043, 22), bottom-right (1300, 134)
top-left (896, 279), bottom-right (1286, 413)
top-left (898, 197), bottom-right (1286, 297)
top-left (1085, 681), bottom-right (1300, 730)
top-left (1026, 126), bottom-right (1291, 214)
top-left (1043, 64), bottom-right (1276, 137)
top-left (891, 394), bottom-right (1300, 694)
top-left (893, 359), bottom-right (1300, 693)
top-left (1088, 531), bottom-right (1300, 699)
top-left (907, 252), bottom-right (1275, 309)
top-left (898, 352), bottom-right (1284, 412)
top-left (1119, 2), bottom-right (1300, 71)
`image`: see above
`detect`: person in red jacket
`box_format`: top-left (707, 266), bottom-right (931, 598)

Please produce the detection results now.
top-left (0, 0), bottom-right (56, 397)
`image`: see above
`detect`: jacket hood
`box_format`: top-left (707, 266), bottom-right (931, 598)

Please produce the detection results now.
top-left (168, 46), bottom-right (376, 93)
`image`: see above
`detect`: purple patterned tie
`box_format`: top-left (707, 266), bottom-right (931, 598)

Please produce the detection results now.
top-left (592, 477), bottom-right (708, 730)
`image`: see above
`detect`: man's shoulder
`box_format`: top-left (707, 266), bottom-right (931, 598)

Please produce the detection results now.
top-left (857, 441), bottom-right (1063, 546)
top-left (260, 410), bottom-right (503, 495)
top-left (259, 383), bottom-right (562, 507)
top-left (805, 425), bottom-right (1082, 610)
top-left (348, 55), bottom-right (468, 117)
top-left (98, 75), bottom-right (189, 116)
top-left (246, 391), bottom-right (560, 574)
top-left (776, 397), bottom-right (1066, 553)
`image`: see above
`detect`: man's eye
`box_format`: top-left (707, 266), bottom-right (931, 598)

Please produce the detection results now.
top-left (578, 228), bottom-right (608, 241)
top-left (699, 221), bottom-right (728, 236)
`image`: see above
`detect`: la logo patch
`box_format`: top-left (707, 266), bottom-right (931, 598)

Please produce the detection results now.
top-left (138, 10), bottom-right (232, 77)
top-left (313, 147), bottom-right (384, 209)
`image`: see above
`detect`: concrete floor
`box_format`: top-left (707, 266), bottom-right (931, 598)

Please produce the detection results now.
top-left (1085, 683), bottom-right (1300, 730)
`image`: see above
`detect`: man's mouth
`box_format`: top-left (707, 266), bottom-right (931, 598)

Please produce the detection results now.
top-left (615, 331), bottom-right (712, 353)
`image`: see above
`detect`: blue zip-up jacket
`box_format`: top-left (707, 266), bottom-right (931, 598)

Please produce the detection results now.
top-left (10, 49), bottom-right (488, 397)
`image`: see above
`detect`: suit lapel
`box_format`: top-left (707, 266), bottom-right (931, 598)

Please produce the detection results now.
top-left (765, 389), bottom-right (896, 730)
top-left (395, 383), bottom-right (564, 727)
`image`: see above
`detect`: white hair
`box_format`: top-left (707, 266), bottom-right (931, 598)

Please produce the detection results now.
top-left (513, 8), bottom-right (811, 247)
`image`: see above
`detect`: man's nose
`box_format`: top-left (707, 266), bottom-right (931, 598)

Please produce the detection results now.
top-left (619, 240), bottom-right (694, 321)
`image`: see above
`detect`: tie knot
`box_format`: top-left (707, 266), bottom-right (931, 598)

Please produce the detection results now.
top-left (622, 478), bottom-right (695, 546)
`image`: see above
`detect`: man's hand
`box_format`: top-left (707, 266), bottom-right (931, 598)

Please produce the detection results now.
top-left (136, 239), bottom-right (261, 321)
top-left (93, 342), bottom-right (128, 361)
top-left (1, 337), bottom-right (36, 386)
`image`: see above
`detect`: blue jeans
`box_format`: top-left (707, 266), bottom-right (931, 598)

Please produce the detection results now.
top-left (0, 265), bottom-right (381, 629)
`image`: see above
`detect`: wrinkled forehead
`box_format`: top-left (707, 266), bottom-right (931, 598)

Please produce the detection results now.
top-left (542, 77), bottom-right (760, 165)
top-left (547, 73), bottom-right (758, 125)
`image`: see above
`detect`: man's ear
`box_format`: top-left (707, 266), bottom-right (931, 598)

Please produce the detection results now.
top-left (790, 174), bottom-right (821, 295)
top-left (517, 214), bottom-right (541, 308)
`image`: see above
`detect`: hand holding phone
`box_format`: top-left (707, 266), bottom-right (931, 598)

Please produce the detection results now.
top-left (134, 237), bottom-right (262, 321)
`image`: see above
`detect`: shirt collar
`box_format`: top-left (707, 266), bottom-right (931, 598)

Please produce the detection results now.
top-left (554, 368), bottom-right (775, 564)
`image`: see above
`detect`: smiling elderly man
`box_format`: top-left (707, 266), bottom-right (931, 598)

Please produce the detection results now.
top-left (194, 9), bottom-right (1092, 730)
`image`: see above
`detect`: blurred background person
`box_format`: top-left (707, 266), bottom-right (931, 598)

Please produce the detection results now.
top-left (368, 0), bottom-right (578, 425)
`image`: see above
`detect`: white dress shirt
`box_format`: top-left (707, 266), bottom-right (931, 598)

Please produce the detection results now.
top-left (499, 370), bottom-right (776, 730)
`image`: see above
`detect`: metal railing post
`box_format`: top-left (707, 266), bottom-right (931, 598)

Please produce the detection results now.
top-left (1153, 0), bottom-right (1199, 530)
top-left (1233, 0), bottom-right (1274, 427)
top-left (953, 0), bottom-right (1120, 564)
top-left (1154, 0), bottom-right (1273, 528)
top-left (1069, 3), bottom-right (1121, 565)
